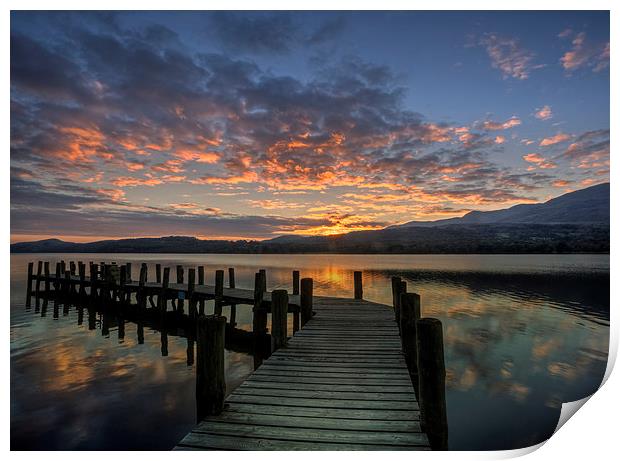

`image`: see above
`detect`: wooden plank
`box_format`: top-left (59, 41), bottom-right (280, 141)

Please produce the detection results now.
top-left (191, 420), bottom-right (429, 446)
top-left (177, 432), bottom-right (428, 451)
top-left (242, 380), bottom-right (415, 393)
top-left (248, 374), bottom-right (412, 386)
top-left (226, 394), bottom-right (419, 410)
top-left (234, 386), bottom-right (415, 402)
top-left (200, 409), bottom-right (421, 433)
top-left (224, 402), bottom-right (420, 421)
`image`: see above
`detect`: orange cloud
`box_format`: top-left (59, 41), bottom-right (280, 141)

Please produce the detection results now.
top-left (540, 133), bottom-right (571, 146)
top-left (482, 116), bottom-right (521, 131)
top-left (534, 105), bottom-right (552, 120)
top-left (522, 153), bottom-right (557, 169)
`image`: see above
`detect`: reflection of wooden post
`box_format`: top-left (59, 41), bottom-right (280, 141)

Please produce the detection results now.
top-left (35, 261), bottom-right (43, 298)
top-left (354, 271), bottom-right (363, 299)
top-left (271, 289), bottom-right (288, 351)
top-left (228, 268), bottom-right (236, 325)
top-left (292, 271), bottom-right (300, 295)
top-left (417, 318), bottom-right (448, 450)
top-left (400, 292), bottom-right (421, 379)
top-left (214, 270), bottom-right (224, 316)
top-left (156, 264), bottom-right (161, 284)
top-left (198, 266), bottom-right (205, 315)
top-left (300, 278), bottom-right (313, 327)
top-left (26, 262), bottom-right (33, 307)
top-left (196, 315), bottom-right (226, 420)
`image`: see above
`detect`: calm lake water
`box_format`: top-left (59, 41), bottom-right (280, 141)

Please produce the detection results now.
top-left (10, 253), bottom-right (609, 450)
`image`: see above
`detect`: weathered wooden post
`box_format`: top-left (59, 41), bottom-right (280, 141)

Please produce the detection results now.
top-left (198, 266), bottom-right (205, 315)
top-left (26, 262), bottom-right (33, 307)
top-left (292, 270), bottom-right (300, 295)
top-left (252, 272), bottom-right (267, 335)
top-left (400, 292), bottom-right (421, 378)
top-left (35, 261), bottom-right (43, 299)
top-left (214, 270), bottom-right (224, 316)
top-left (78, 262), bottom-right (86, 296)
top-left (64, 270), bottom-right (71, 298)
top-left (417, 317), bottom-right (448, 450)
top-left (54, 262), bottom-right (61, 291)
top-left (70, 261), bottom-right (76, 276)
top-left (300, 278), bottom-right (313, 327)
top-left (44, 262), bottom-right (50, 293)
top-left (354, 271), bottom-right (363, 299)
top-left (271, 289), bottom-right (289, 351)
top-left (188, 268), bottom-right (197, 319)
top-left (391, 276), bottom-right (402, 323)
top-left (119, 265), bottom-right (127, 303)
top-left (125, 263), bottom-right (132, 283)
top-left (176, 265), bottom-right (185, 313)
top-left (156, 264), bottom-right (162, 284)
top-left (138, 264), bottom-right (148, 309)
top-left (89, 263), bottom-right (97, 297)
top-left (259, 269), bottom-right (267, 292)
top-left (196, 315), bottom-right (226, 420)
top-left (228, 268), bottom-right (236, 325)
top-left (159, 267), bottom-right (170, 321)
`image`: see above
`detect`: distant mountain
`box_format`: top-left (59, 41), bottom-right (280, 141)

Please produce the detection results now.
top-left (393, 182), bottom-right (609, 228)
top-left (11, 183), bottom-right (610, 254)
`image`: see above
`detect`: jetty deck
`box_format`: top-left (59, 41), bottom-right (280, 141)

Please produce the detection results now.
top-left (175, 296), bottom-right (429, 450)
top-left (25, 260), bottom-right (447, 450)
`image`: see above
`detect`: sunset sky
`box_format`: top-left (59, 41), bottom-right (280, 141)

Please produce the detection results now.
top-left (10, 11), bottom-right (610, 242)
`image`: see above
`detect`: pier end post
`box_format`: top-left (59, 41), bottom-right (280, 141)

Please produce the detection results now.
top-left (354, 271), bottom-right (363, 299)
top-left (400, 292), bottom-right (421, 377)
top-left (271, 289), bottom-right (288, 351)
top-left (214, 270), bottom-right (224, 316)
top-left (196, 315), bottom-right (226, 420)
top-left (417, 317), bottom-right (448, 450)
top-left (300, 278), bottom-right (313, 327)
top-left (292, 270), bottom-right (300, 295)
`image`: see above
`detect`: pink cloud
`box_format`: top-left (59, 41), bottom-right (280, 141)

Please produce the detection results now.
top-left (540, 133), bottom-right (571, 147)
top-left (482, 116), bottom-right (521, 131)
top-left (534, 105), bottom-right (553, 120)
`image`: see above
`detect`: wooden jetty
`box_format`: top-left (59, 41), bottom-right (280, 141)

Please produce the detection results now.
top-left (25, 261), bottom-right (448, 451)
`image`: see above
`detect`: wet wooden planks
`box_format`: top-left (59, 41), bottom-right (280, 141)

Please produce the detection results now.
top-left (176, 297), bottom-right (429, 451)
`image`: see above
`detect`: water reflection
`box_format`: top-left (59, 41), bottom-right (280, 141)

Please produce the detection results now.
top-left (10, 254), bottom-right (609, 450)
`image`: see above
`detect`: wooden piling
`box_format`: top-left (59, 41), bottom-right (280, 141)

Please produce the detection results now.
top-left (89, 263), bottom-right (97, 297)
top-left (259, 269), bottom-right (267, 292)
top-left (156, 264), bottom-right (162, 284)
top-left (44, 262), bottom-right (50, 293)
top-left (252, 272), bottom-right (267, 335)
top-left (228, 268), bottom-right (236, 325)
top-left (64, 270), bottom-right (71, 297)
top-left (54, 262), bottom-right (61, 291)
top-left (70, 261), bottom-right (76, 276)
top-left (391, 276), bottom-right (402, 323)
top-left (78, 262), bottom-right (86, 296)
top-left (196, 315), bottom-right (226, 420)
top-left (159, 267), bottom-right (170, 320)
top-left (214, 270), bottom-right (224, 316)
top-left (198, 266), bottom-right (205, 315)
top-left (26, 262), bottom-right (33, 307)
top-left (125, 263), bottom-right (132, 283)
top-left (138, 264), bottom-right (148, 309)
top-left (292, 270), bottom-right (300, 295)
top-left (271, 289), bottom-right (288, 351)
top-left (354, 271), bottom-right (363, 299)
top-left (417, 317), bottom-right (448, 450)
top-left (35, 261), bottom-right (42, 298)
top-left (177, 265), bottom-right (185, 313)
top-left (188, 268), bottom-right (197, 319)
top-left (300, 278), bottom-right (313, 327)
top-left (400, 292), bottom-right (421, 377)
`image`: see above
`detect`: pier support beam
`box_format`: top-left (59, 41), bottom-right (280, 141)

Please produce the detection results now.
top-left (196, 315), bottom-right (226, 420)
